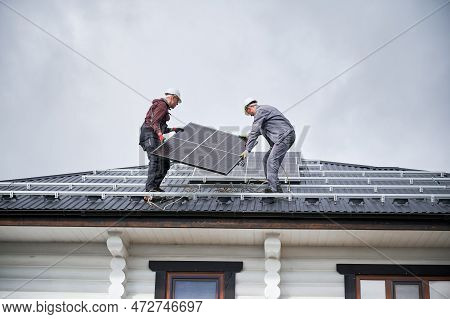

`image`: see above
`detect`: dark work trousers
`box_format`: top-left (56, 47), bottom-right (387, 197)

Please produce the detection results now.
top-left (263, 131), bottom-right (296, 192)
top-left (140, 127), bottom-right (170, 191)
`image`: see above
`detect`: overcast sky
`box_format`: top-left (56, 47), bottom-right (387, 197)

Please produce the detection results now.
top-left (0, 0), bottom-right (449, 180)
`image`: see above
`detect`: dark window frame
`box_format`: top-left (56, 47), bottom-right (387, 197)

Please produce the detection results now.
top-left (149, 261), bottom-right (243, 299)
top-left (337, 264), bottom-right (450, 299)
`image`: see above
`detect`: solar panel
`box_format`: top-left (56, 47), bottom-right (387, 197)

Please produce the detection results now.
top-left (189, 151), bottom-right (301, 179)
top-left (152, 123), bottom-right (246, 175)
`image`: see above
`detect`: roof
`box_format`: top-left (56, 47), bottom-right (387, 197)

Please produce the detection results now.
top-left (1, 152), bottom-right (449, 221)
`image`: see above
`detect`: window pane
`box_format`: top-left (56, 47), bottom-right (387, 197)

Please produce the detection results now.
top-left (360, 280), bottom-right (386, 299)
top-left (173, 280), bottom-right (218, 299)
top-left (429, 281), bottom-right (450, 299)
top-left (394, 283), bottom-right (420, 299)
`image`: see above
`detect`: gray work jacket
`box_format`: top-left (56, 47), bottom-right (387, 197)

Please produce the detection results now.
top-left (246, 105), bottom-right (295, 152)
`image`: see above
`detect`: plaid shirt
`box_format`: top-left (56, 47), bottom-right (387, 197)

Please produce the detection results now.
top-left (144, 99), bottom-right (171, 136)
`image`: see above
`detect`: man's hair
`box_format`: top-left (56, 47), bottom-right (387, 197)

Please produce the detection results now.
top-left (244, 102), bottom-right (257, 115)
top-left (245, 102), bottom-right (257, 110)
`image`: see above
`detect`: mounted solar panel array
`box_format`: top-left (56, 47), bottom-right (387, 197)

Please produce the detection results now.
top-left (189, 151), bottom-right (300, 180)
top-left (152, 123), bottom-right (247, 175)
top-left (220, 151), bottom-right (299, 178)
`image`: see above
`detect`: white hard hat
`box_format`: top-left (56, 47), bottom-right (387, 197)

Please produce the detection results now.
top-left (243, 97), bottom-right (257, 114)
top-left (164, 88), bottom-right (182, 103)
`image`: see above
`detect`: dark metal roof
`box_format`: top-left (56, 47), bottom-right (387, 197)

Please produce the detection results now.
top-left (1, 152), bottom-right (449, 216)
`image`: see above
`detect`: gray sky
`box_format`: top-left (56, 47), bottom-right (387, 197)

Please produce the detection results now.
top-left (0, 0), bottom-right (449, 180)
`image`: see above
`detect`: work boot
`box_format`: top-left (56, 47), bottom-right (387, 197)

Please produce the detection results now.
top-left (276, 185), bottom-right (283, 193)
top-left (262, 188), bottom-right (275, 204)
top-left (144, 187), bottom-right (163, 202)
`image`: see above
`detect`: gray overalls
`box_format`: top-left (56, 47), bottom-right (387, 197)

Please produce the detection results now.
top-left (246, 105), bottom-right (296, 192)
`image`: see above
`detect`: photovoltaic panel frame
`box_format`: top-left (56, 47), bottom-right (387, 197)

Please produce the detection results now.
top-left (152, 123), bottom-right (247, 175)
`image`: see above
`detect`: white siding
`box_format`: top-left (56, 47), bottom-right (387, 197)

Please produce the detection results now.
top-left (0, 242), bottom-right (110, 299)
top-left (280, 246), bottom-right (450, 299)
top-left (127, 244), bottom-right (266, 299)
top-left (1, 240), bottom-right (449, 299)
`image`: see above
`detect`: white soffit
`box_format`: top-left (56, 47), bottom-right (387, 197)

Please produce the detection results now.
top-left (0, 226), bottom-right (449, 248)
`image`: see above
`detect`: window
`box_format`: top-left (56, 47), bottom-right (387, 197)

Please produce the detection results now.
top-left (392, 281), bottom-right (422, 299)
top-left (429, 281), bottom-right (450, 299)
top-left (166, 272), bottom-right (224, 299)
top-left (149, 261), bottom-right (243, 299)
top-left (337, 264), bottom-right (450, 299)
top-left (359, 280), bottom-right (385, 299)
top-left (356, 275), bottom-right (447, 299)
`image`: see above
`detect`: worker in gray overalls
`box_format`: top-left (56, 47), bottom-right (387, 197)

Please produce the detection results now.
top-left (240, 98), bottom-right (296, 203)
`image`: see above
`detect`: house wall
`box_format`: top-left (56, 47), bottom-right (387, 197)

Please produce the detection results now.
top-left (280, 246), bottom-right (450, 299)
top-left (127, 244), bottom-right (266, 299)
top-left (127, 244), bottom-right (450, 299)
top-left (1, 241), bottom-right (449, 299)
top-left (0, 242), bottom-right (110, 299)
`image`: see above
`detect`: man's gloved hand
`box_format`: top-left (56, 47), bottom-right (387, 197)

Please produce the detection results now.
top-left (239, 135), bottom-right (248, 141)
top-left (158, 133), bottom-right (165, 143)
top-left (240, 150), bottom-right (249, 160)
top-left (172, 127), bottom-right (184, 133)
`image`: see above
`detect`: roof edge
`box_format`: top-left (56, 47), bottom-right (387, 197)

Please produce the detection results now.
top-left (0, 213), bottom-right (449, 231)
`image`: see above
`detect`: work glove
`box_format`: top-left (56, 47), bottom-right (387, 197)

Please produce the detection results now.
top-left (172, 127), bottom-right (184, 133)
top-left (157, 133), bottom-right (165, 143)
top-left (240, 150), bottom-right (249, 160)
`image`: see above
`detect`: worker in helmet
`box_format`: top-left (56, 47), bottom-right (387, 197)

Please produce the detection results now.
top-left (139, 88), bottom-right (184, 198)
top-left (240, 98), bottom-right (296, 203)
